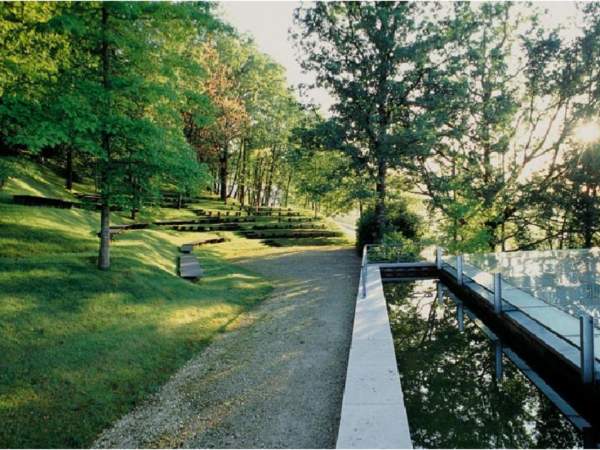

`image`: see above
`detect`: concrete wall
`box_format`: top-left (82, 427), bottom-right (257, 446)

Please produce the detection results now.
top-left (336, 264), bottom-right (412, 449)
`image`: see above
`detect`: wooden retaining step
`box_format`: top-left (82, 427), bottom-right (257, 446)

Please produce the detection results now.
top-left (13, 194), bottom-right (77, 209)
top-left (249, 223), bottom-right (325, 231)
top-left (241, 229), bottom-right (342, 239)
top-left (178, 254), bottom-right (203, 279)
top-left (180, 237), bottom-right (226, 253)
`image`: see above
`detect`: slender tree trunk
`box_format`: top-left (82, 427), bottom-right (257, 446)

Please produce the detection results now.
top-left (263, 146), bottom-right (277, 207)
top-left (283, 172), bottom-right (292, 207)
top-left (99, 203), bottom-right (111, 268)
top-left (558, 214), bottom-right (567, 250)
top-left (98, 4), bottom-right (111, 270)
top-left (212, 167), bottom-right (219, 194)
top-left (253, 157), bottom-right (264, 210)
top-left (238, 140), bottom-right (246, 208)
top-left (452, 162), bottom-right (458, 245)
top-left (375, 156), bottom-right (386, 240)
top-left (219, 143), bottom-right (228, 203)
top-left (65, 146), bottom-right (73, 190)
top-left (228, 142), bottom-right (242, 198)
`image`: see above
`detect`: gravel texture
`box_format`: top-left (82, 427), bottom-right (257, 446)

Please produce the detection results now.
top-left (94, 246), bottom-right (360, 449)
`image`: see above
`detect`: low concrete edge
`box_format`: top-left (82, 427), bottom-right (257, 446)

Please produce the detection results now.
top-left (336, 264), bottom-right (412, 449)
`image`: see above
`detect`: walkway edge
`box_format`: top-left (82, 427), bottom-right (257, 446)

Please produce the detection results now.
top-left (336, 264), bottom-right (412, 449)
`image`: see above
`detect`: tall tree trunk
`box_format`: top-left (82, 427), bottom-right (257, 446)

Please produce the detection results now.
top-left (212, 167), bottom-right (219, 194)
top-left (238, 139), bottom-right (246, 208)
top-left (99, 203), bottom-right (111, 269)
top-left (65, 146), bottom-right (73, 190)
top-left (283, 172), bottom-right (292, 207)
top-left (375, 156), bottom-right (386, 241)
top-left (98, 4), bottom-right (111, 270)
top-left (228, 142), bottom-right (242, 198)
top-left (253, 157), bottom-right (264, 210)
top-left (219, 143), bottom-right (228, 203)
top-left (263, 146), bottom-right (277, 207)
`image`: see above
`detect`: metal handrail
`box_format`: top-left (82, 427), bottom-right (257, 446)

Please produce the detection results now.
top-left (440, 246), bottom-right (597, 384)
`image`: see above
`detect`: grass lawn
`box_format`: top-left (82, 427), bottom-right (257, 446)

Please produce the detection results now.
top-left (0, 162), bottom-right (274, 447)
top-left (0, 220), bottom-right (272, 448)
top-left (0, 158), bottom-right (353, 447)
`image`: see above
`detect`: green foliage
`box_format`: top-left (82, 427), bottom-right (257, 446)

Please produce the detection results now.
top-left (293, 2), bottom-right (470, 237)
top-left (368, 232), bottom-right (423, 263)
top-left (356, 200), bottom-right (422, 253)
top-left (0, 2), bottom-right (225, 266)
top-left (289, 148), bottom-right (355, 214)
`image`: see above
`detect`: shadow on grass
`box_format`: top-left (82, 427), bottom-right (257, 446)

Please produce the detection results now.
top-left (0, 231), bottom-right (272, 448)
top-left (0, 223), bottom-right (97, 258)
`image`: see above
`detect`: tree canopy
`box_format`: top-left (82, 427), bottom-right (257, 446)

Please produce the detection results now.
top-left (293, 1), bottom-right (600, 252)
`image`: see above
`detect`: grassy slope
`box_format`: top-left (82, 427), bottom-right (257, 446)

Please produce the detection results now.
top-left (0, 162), bottom-right (273, 447)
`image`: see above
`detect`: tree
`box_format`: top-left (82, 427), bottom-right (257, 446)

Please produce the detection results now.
top-left (0, 2), bottom-right (216, 269)
top-left (408, 3), bottom-right (580, 252)
top-left (293, 2), bottom-right (466, 240)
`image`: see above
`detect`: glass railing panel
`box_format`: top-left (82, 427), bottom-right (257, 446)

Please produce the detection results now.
top-left (464, 249), bottom-right (600, 325)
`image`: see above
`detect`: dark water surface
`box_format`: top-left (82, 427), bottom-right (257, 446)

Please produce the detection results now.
top-left (384, 279), bottom-right (584, 449)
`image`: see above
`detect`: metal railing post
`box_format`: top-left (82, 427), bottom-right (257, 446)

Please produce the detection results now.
top-left (580, 314), bottom-right (595, 384)
top-left (436, 247), bottom-right (442, 270)
top-left (493, 273), bottom-right (502, 314)
top-left (436, 282), bottom-right (444, 305)
top-left (456, 255), bottom-right (463, 286)
top-left (361, 245), bottom-right (368, 299)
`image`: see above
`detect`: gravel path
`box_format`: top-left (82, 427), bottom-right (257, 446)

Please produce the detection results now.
top-left (94, 246), bottom-right (360, 448)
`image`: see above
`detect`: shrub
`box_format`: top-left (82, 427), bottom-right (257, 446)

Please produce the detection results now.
top-left (367, 231), bottom-right (423, 262)
top-left (356, 199), bottom-right (422, 253)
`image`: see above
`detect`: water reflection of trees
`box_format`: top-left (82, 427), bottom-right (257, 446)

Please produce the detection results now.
top-left (384, 280), bottom-right (582, 449)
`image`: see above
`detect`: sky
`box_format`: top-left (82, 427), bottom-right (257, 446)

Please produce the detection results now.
top-left (219, 1), bottom-right (585, 116)
top-left (218, 1), bottom-right (333, 113)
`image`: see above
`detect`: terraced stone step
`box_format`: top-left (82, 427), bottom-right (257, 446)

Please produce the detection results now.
top-left (180, 237), bottom-right (226, 253)
top-left (171, 222), bottom-right (325, 233)
top-left (192, 209), bottom-right (302, 218)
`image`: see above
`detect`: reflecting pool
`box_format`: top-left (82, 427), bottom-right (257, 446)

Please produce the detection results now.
top-left (384, 279), bottom-right (584, 448)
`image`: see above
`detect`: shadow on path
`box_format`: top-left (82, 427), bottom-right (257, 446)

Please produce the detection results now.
top-left (94, 246), bottom-right (360, 449)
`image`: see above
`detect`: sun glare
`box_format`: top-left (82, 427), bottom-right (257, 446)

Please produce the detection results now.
top-left (574, 122), bottom-right (600, 145)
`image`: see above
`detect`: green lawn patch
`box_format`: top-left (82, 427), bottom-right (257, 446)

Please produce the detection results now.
top-left (0, 190), bottom-right (272, 448)
top-left (1, 157), bottom-right (91, 200)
